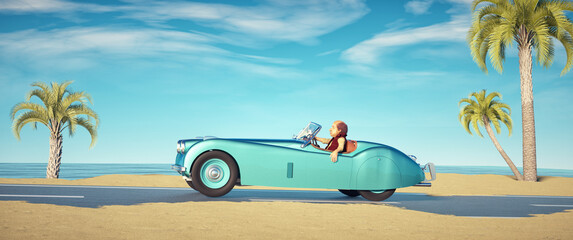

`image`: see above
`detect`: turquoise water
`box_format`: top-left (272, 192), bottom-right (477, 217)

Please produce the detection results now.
top-left (1, 163), bottom-right (572, 180)
top-left (0, 163), bottom-right (179, 180)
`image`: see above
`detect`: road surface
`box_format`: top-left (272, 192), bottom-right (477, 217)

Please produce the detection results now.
top-left (2, 184), bottom-right (573, 218)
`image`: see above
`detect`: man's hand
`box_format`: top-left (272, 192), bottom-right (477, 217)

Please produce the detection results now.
top-left (330, 151), bottom-right (338, 163)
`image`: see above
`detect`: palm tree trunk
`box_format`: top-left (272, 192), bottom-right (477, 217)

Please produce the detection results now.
top-left (518, 26), bottom-right (538, 182)
top-left (46, 132), bottom-right (63, 179)
top-left (484, 118), bottom-right (524, 181)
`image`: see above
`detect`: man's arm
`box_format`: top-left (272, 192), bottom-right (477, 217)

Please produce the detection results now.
top-left (314, 136), bottom-right (330, 144)
top-left (330, 138), bottom-right (345, 163)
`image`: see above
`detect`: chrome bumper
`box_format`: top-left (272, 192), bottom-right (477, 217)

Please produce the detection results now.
top-left (414, 163), bottom-right (436, 187)
top-left (414, 182), bottom-right (432, 187)
top-left (171, 165), bottom-right (186, 174)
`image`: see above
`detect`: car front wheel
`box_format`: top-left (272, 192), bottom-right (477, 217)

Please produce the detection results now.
top-left (191, 151), bottom-right (238, 197)
top-left (358, 189), bottom-right (396, 201)
top-left (185, 180), bottom-right (196, 190)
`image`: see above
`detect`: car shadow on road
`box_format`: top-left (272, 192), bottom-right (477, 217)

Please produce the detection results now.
top-left (3, 187), bottom-right (573, 218)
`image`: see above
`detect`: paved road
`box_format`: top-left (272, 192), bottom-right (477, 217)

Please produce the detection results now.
top-left (2, 184), bottom-right (573, 218)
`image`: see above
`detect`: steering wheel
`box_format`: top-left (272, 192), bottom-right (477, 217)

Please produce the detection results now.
top-left (300, 127), bottom-right (321, 148)
top-left (309, 137), bottom-right (324, 150)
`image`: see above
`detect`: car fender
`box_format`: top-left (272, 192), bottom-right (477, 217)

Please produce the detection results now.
top-left (354, 155), bottom-right (402, 190)
top-left (352, 146), bottom-right (424, 190)
top-left (182, 139), bottom-right (237, 176)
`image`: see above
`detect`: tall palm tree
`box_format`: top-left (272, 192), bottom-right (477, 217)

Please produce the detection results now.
top-left (467, 0), bottom-right (573, 181)
top-left (11, 81), bottom-right (99, 179)
top-left (459, 90), bottom-right (524, 181)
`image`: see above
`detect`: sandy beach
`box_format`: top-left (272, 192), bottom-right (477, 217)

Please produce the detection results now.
top-left (2, 173), bottom-right (573, 239)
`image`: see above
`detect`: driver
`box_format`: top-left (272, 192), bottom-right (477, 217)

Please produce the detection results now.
top-left (314, 120), bottom-right (348, 163)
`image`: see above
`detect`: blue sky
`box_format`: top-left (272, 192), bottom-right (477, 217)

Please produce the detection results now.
top-left (1, 0), bottom-right (572, 170)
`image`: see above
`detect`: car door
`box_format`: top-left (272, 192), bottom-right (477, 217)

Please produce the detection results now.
top-left (292, 146), bottom-right (354, 189)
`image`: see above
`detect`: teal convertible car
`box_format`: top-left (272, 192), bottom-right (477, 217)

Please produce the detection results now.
top-left (171, 122), bottom-right (435, 201)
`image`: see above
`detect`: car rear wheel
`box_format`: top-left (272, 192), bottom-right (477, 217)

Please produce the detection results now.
top-left (338, 189), bottom-right (360, 197)
top-left (191, 151), bottom-right (238, 197)
top-left (358, 189), bottom-right (396, 201)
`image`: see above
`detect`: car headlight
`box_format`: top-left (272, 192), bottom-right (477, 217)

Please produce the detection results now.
top-left (177, 141), bottom-right (185, 153)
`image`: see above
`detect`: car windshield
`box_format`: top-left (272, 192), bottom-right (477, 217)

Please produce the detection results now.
top-left (293, 122), bottom-right (321, 142)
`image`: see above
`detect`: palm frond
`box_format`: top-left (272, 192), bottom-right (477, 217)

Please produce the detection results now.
top-left (10, 102), bottom-right (47, 120)
top-left (531, 19), bottom-right (555, 67)
top-left (543, 3), bottom-right (573, 74)
top-left (486, 89), bottom-right (503, 103)
top-left (12, 111), bottom-right (49, 140)
top-left (475, 4), bottom-right (505, 23)
top-left (471, 114), bottom-right (484, 137)
top-left (65, 104), bottom-right (100, 127)
top-left (30, 82), bottom-right (49, 94)
top-left (469, 15), bottom-right (504, 73)
top-left (488, 111), bottom-right (503, 134)
top-left (488, 22), bottom-right (515, 73)
top-left (25, 89), bottom-right (46, 103)
top-left (74, 117), bottom-right (98, 148)
top-left (461, 114), bottom-right (474, 135)
top-left (502, 115), bottom-right (513, 135)
top-left (28, 82), bottom-right (51, 107)
top-left (554, 33), bottom-right (573, 75)
top-left (472, 0), bottom-right (510, 12)
top-left (61, 91), bottom-right (92, 110)
top-left (54, 81), bottom-right (74, 104)
top-left (458, 98), bottom-right (476, 107)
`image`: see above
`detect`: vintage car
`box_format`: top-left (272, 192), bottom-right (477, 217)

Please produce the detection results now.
top-left (171, 122), bottom-right (435, 201)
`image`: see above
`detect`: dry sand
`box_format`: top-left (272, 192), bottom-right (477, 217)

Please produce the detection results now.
top-left (1, 173), bottom-right (573, 239)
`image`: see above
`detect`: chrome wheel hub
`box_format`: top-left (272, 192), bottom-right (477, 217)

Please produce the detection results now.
top-left (206, 165), bottom-right (223, 182)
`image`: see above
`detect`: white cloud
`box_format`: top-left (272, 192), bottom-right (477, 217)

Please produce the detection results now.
top-left (317, 49), bottom-right (341, 57)
top-left (0, 26), bottom-right (306, 80)
top-left (341, 14), bottom-right (470, 65)
top-left (0, 0), bottom-right (116, 13)
top-left (0, 27), bottom-right (220, 57)
top-left (0, 1), bottom-right (337, 79)
top-left (239, 54), bottom-right (301, 65)
top-left (121, 0), bottom-right (370, 44)
top-left (405, 0), bottom-right (434, 15)
top-left (1, 0), bottom-right (370, 47)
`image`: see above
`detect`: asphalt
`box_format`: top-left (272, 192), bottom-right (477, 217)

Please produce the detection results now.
top-left (1, 184), bottom-right (573, 218)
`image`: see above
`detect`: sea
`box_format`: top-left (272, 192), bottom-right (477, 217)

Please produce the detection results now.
top-left (1, 163), bottom-right (573, 180)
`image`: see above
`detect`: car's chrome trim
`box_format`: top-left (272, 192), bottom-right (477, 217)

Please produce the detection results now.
top-left (195, 136), bottom-right (218, 140)
top-left (413, 163), bottom-right (436, 187)
top-left (414, 182), bottom-right (432, 187)
top-left (183, 176), bottom-right (242, 185)
top-left (421, 162), bottom-right (436, 182)
top-left (171, 165), bottom-right (186, 174)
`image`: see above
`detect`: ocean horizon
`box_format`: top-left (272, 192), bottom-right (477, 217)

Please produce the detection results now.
top-left (1, 163), bottom-right (572, 180)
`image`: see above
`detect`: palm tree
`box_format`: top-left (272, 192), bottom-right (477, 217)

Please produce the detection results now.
top-left (11, 81), bottom-right (99, 179)
top-left (459, 90), bottom-right (524, 181)
top-left (467, 0), bottom-right (573, 181)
